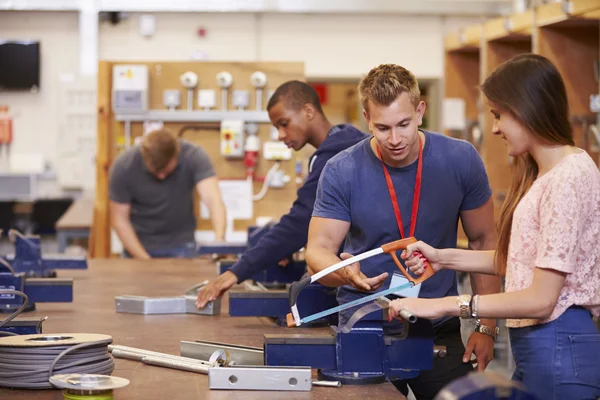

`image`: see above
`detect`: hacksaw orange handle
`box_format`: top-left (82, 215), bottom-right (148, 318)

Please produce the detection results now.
top-left (381, 237), bottom-right (434, 285)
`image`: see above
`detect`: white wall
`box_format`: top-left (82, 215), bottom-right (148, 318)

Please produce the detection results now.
top-left (0, 11), bottom-right (79, 170)
top-left (0, 10), bottom-right (481, 179)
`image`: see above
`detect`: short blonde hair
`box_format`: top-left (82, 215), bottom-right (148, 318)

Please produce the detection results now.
top-left (358, 64), bottom-right (420, 112)
top-left (141, 129), bottom-right (180, 172)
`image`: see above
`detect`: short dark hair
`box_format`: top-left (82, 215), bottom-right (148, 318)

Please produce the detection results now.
top-left (267, 80), bottom-right (324, 114)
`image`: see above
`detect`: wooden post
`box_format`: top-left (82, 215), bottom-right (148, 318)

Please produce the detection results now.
top-left (92, 61), bottom-right (113, 258)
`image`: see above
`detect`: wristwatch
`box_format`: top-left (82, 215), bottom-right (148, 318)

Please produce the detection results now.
top-left (457, 294), bottom-right (472, 319)
top-left (475, 323), bottom-right (500, 340)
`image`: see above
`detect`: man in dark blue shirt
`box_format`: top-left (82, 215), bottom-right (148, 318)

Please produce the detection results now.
top-left (196, 80), bottom-right (368, 307)
top-left (306, 64), bottom-right (501, 399)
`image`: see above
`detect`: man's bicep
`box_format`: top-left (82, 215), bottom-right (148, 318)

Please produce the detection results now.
top-left (307, 217), bottom-right (350, 252)
top-left (460, 198), bottom-right (495, 244)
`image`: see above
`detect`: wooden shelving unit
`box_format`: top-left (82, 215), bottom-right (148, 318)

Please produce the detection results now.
top-left (444, 0), bottom-right (600, 230)
top-left (535, 3), bottom-right (600, 161)
top-left (443, 27), bottom-right (482, 147)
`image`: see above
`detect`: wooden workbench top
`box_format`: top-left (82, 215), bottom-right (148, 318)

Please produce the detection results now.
top-left (0, 258), bottom-right (402, 400)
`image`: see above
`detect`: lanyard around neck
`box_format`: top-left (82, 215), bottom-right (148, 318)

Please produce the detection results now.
top-left (376, 135), bottom-right (424, 239)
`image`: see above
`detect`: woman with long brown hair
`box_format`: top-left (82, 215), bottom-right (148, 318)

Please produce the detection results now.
top-left (386, 53), bottom-right (600, 399)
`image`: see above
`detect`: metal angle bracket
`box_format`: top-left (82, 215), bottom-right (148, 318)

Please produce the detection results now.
top-left (208, 366), bottom-right (312, 391)
top-left (115, 281), bottom-right (221, 316)
top-left (115, 295), bottom-right (220, 316)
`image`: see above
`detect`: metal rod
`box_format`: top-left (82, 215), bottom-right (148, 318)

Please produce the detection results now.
top-left (142, 356), bottom-right (210, 374)
top-left (312, 380), bottom-right (341, 388)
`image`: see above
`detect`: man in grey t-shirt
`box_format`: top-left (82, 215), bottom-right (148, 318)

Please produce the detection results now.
top-left (109, 129), bottom-right (226, 259)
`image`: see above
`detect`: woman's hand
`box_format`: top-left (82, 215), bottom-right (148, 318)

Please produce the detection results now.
top-left (388, 297), bottom-right (452, 321)
top-left (401, 241), bottom-right (442, 276)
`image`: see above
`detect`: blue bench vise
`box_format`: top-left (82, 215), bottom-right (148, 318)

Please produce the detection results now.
top-left (228, 282), bottom-right (338, 327)
top-left (264, 302), bottom-right (442, 384)
top-left (2, 230), bottom-right (87, 278)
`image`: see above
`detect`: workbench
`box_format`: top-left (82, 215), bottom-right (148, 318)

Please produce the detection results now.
top-left (0, 258), bottom-right (403, 399)
top-left (55, 197), bottom-right (94, 253)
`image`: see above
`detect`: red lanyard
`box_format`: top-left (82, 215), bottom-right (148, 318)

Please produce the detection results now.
top-left (376, 136), bottom-right (423, 239)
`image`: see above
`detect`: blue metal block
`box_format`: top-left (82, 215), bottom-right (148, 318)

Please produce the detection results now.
top-left (228, 283), bottom-right (338, 322)
top-left (24, 278), bottom-right (73, 303)
top-left (264, 334), bottom-right (337, 370)
top-left (229, 290), bottom-right (289, 317)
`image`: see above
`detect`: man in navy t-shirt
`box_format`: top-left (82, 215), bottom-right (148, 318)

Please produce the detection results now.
top-left (196, 80), bottom-right (368, 307)
top-left (306, 64), bottom-right (501, 399)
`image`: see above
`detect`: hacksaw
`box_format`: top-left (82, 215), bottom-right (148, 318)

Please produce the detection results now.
top-left (286, 236), bottom-right (434, 327)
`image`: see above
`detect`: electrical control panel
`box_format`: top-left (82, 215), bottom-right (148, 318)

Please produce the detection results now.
top-left (112, 65), bottom-right (149, 113)
top-left (220, 120), bottom-right (245, 158)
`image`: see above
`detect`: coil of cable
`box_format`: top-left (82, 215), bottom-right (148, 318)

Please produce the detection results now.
top-left (0, 289), bottom-right (114, 389)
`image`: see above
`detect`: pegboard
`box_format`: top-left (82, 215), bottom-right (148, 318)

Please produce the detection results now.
top-left (93, 61), bottom-right (305, 257)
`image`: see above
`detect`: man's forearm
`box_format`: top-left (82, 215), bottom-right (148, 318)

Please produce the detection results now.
top-left (306, 247), bottom-right (347, 287)
top-left (113, 220), bottom-right (150, 260)
top-left (468, 236), bottom-right (501, 328)
top-left (208, 200), bottom-right (227, 241)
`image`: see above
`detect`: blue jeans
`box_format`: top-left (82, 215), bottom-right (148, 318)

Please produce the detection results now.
top-left (509, 306), bottom-right (600, 400)
top-left (121, 242), bottom-right (198, 259)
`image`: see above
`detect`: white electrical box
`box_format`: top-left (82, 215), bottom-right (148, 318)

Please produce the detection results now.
top-left (220, 120), bottom-right (245, 158)
top-left (112, 65), bottom-right (149, 113)
top-left (232, 90), bottom-right (250, 110)
top-left (163, 90), bottom-right (180, 109)
top-left (263, 141), bottom-right (292, 161)
top-left (198, 89), bottom-right (216, 109)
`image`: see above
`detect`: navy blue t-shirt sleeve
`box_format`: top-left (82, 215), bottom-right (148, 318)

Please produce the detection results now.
top-left (460, 143), bottom-right (492, 211)
top-left (312, 160), bottom-right (351, 222)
